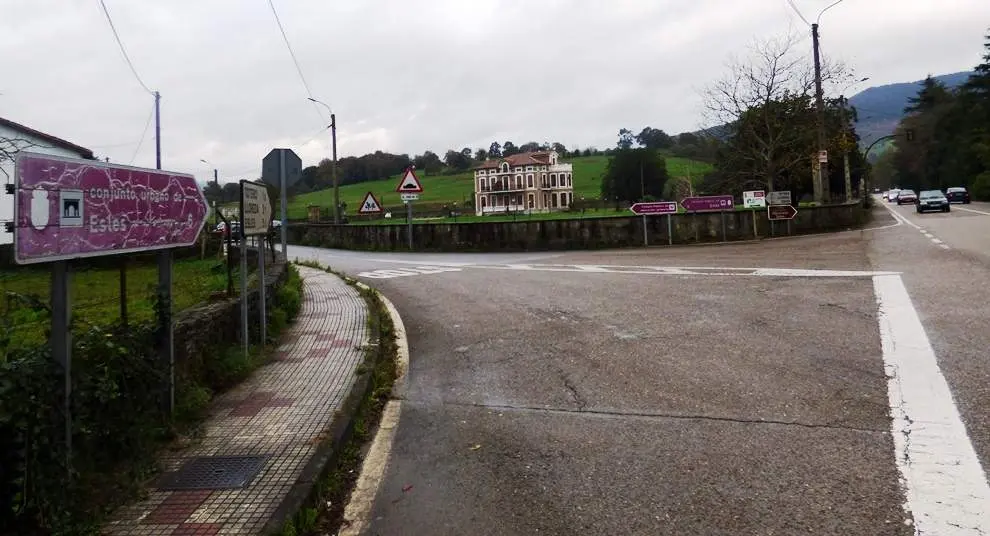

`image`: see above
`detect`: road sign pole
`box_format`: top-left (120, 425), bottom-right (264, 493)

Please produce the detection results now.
top-left (642, 214), bottom-right (648, 247)
top-left (752, 209), bottom-right (758, 238)
top-left (407, 201), bottom-right (413, 250)
top-left (240, 235), bottom-right (249, 357)
top-left (157, 250), bottom-right (174, 417)
top-left (258, 236), bottom-right (266, 345)
top-left (667, 213), bottom-right (673, 245)
top-left (279, 150), bottom-right (288, 259)
top-left (720, 211), bottom-right (727, 241)
top-left (51, 260), bottom-right (71, 474)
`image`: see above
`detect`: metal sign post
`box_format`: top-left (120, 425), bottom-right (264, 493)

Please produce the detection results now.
top-left (396, 167), bottom-right (424, 251)
top-left (629, 202), bottom-right (677, 248)
top-left (50, 260), bottom-right (71, 470)
top-left (667, 213), bottom-right (673, 245)
top-left (239, 180), bottom-right (273, 354)
top-left (642, 214), bottom-right (648, 246)
top-left (262, 148), bottom-right (302, 260)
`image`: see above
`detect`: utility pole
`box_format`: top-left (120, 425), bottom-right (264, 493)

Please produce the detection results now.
top-left (840, 95), bottom-right (852, 202)
top-left (812, 23), bottom-right (828, 204)
top-left (331, 113), bottom-right (339, 224)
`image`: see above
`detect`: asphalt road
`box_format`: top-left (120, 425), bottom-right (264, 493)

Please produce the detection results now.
top-left (288, 200), bottom-right (990, 535)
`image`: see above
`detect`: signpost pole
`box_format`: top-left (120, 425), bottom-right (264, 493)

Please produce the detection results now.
top-left (157, 251), bottom-right (174, 416)
top-left (119, 259), bottom-right (127, 327)
top-left (407, 201), bottom-right (413, 250)
top-left (720, 211), bottom-right (727, 242)
top-left (240, 234), bottom-right (249, 357)
top-left (258, 236), bottom-right (267, 345)
top-left (752, 209), bottom-right (758, 238)
top-left (642, 214), bottom-right (648, 247)
top-left (667, 213), bottom-right (673, 245)
top-left (51, 260), bottom-right (71, 473)
top-left (279, 150), bottom-right (288, 259)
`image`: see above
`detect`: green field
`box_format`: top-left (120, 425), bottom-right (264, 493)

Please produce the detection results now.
top-left (1, 258), bottom-right (234, 350)
top-left (288, 154), bottom-right (713, 220)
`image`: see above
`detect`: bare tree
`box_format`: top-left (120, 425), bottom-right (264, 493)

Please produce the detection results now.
top-left (0, 136), bottom-right (43, 181)
top-left (701, 33), bottom-right (853, 193)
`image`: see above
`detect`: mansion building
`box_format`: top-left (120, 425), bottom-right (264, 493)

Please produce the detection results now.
top-left (472, 151), bottom-right (574, 216)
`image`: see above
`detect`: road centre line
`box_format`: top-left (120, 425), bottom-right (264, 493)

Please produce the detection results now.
top-left (873, 274), bottom-right (990, 533)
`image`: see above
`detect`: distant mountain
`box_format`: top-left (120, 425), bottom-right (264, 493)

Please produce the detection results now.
top-left (850, 71), bottom-right (973, 148)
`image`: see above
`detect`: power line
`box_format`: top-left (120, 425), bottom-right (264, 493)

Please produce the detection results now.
top-left (266, 0), bottom-right (328, 121)
top-left (97, 0), bottom-right (153, 95)
top-left (129, 101), bottom-right (155, 164)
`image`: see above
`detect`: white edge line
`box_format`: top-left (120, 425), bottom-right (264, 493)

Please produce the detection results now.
top-left (954, 205), bottom-right (990, 216)
top-left (338, 285), bottom-right (408, 536)
top-left (874, 274), bottom-right (990, 533)
top-left (880, 202), bottom-right (923, 231)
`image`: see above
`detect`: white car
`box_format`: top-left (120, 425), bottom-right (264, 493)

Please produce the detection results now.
top-left (887, 189), bottom-right (901, 202)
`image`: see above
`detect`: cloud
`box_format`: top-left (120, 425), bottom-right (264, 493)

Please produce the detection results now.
top-left (1, 0), bottom-right (988, 184)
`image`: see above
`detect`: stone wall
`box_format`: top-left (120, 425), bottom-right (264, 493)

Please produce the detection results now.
top-left (289, 202), bottom-right (870, 252)
top-left (172, 254), bottom-right (287, 383)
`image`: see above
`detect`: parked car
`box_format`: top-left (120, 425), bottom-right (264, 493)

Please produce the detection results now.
top-left (887, 189), bottom-right (901, 202)
top-left (896, 189), bottom-right (917, 205)
top-left (917, 190), bottom-right (950, 213)
top-left (945, 187), bottom-right (971, 204)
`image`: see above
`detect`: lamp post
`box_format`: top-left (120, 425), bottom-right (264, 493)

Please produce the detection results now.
top-left (791, 0), bottom-right (848, 203)
top-left (307, 98), bottom-right (339, 224)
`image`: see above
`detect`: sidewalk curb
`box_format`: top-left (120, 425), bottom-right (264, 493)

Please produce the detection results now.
top-left (261, 272), bottom-right (397, 536)
top-left (337, 287), bottom-right (409, 536)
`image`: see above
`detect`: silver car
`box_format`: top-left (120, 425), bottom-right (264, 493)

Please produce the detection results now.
top-left (917, 190), bottom-right (950, 213)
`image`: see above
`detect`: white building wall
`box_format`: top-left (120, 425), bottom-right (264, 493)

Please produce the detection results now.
top-left (0, 123), bottom-right (89, 245)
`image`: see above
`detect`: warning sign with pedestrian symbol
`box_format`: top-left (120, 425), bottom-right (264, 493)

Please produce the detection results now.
top-left (395, 167), bottom-right (424, 193)
top-left (358, 192), bottom-right (383, 214)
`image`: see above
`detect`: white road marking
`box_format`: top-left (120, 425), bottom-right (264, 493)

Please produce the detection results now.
top-left (881, 203), bottom-right (924, 231)
top-left (357, 265), bottom-right (462, 279)
top-left (339, 290), bottom-right (409, 536)
top-left (874, 275), bottom-right (990, 534)
top-left (930, 238), bottom-right (943, 245)
top-left (939, 244), bottom-right (951, 250)
top-left (469, 264), bottom-right (897, 277)
top-left (954, 205), bottom-right (990, 216)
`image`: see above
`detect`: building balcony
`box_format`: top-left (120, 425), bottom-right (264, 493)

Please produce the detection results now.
top-left (548, 163), bottom-right (572, 172)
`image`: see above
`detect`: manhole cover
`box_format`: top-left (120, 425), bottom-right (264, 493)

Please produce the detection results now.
top-left (157, 455), bottom-right (269, 490)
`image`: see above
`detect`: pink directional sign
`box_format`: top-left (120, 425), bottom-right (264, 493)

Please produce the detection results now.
top-left (680, 195), bottom-right (735, 212)
top-left (13, 152), bottom-right (208, 264)
top-left (630, 201), bottom-right (677, 215)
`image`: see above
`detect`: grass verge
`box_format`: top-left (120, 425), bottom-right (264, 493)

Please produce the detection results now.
top-left (275, 263), bottom-right (398, 536)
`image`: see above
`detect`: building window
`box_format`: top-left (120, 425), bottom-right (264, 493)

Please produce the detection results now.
top-left (552, 194), bottom-right (558, 208)
top-left (501, 163), bottom-right (509, 173)
top-left (526, 166), bottom-right (534, 171)
top-left (527, 175), bottom-right (533, 188)
top-left (567, 174), bottom-right (572, 187)
top-left (551, 174), bottom-right (557, 187)
top-left (528, 194), bottom-right (534, 208)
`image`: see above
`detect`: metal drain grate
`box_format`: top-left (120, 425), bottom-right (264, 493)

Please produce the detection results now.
top-left (157, 455), bottom-right (269, 490)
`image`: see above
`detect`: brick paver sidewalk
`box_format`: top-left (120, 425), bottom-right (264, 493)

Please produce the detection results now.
top-left (104, 267), bottom-right (368, 536)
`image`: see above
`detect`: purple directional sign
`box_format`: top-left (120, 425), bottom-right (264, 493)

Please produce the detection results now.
top-left (13, 152), bottom-right (208, 264)
top-left (680, 195), bottom-right (734, 212)
top-left (630, 201), bottom-right (677, 215)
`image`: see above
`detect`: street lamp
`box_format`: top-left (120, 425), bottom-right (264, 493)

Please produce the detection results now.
top-left (200, 159), bottom-right (218, 186)
top-left (789, 0), bottom-right (849, 203)
top-left (307, 97), bottom-right (339, 224)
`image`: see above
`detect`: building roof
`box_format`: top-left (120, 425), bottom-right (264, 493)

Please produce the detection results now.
top-left (0, 116), bottom-right (95, 160)
top-left (474, 151), bottom-right (553, 170)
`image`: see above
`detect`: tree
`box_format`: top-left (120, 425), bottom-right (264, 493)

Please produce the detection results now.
top-left (203, 181), bottom-right (222, 204)
top-left (413, 151), bottom-right (443, 175)
top-left (600, 149), bottom-right (669, 202)
top-left (635, 127), bottom-right (673, 149)
top-left (488, 142), bottom-right (502, 158)
top-left (551, 142), bottom-right (567, 155)
top-left (444, 149), bottom-right (471, 170)
top-left (617, 128), bottom-right (635, 150)
top-left (502, 141), bottom-right (519, 156)
top-left (519, 141), bottom-right (541, 153)
top-left (702, 33), bottom-right (851, 194)
top-left (475, 148), bottom-right (489, 161)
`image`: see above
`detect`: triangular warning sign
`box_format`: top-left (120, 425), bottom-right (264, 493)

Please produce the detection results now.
top-left (395, 168), bottom-right (424, 193)
top-left (358, 192), bottom-right (383, 214)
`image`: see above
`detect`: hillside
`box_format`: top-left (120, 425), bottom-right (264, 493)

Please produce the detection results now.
top-left (850, 71), bottom-right (972, 147)
top-left (288, 154), bottom-right (712, 219)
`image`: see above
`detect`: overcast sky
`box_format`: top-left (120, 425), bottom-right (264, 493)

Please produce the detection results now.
top-left (1, 0), bottom-right (988, 184)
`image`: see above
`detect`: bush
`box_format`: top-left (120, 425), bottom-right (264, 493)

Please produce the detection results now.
top-left (277, 265), bottom-right (303, 321)
top-left (971, 171), bottom-right (990, 201)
